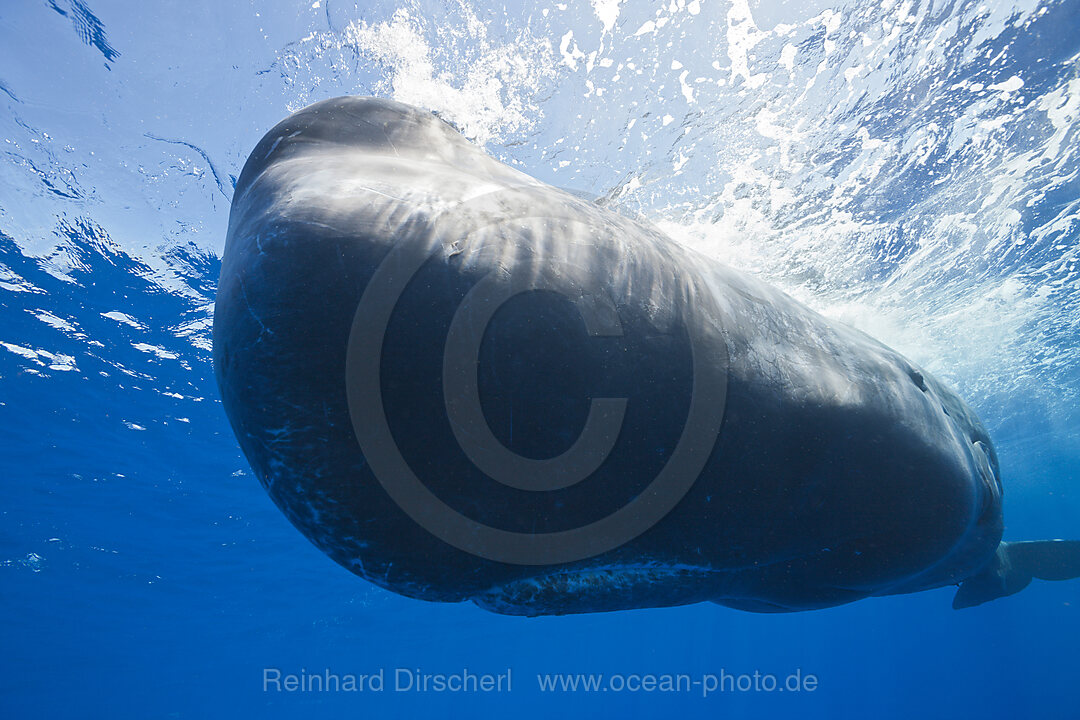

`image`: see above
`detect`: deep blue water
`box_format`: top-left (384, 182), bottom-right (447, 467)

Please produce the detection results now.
top-left (2, 0), bottom-right (1079, 718)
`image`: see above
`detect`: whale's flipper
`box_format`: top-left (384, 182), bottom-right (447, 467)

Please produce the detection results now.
top-left (953, 540), bottom-right (1080, 609)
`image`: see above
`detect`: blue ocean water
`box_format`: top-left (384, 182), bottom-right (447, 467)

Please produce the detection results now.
top-left (2, 0), bottom-right (1079, 718)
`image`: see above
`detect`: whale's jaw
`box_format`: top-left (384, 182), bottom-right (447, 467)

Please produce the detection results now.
top-left (472, 565), bottom-right (728, 616)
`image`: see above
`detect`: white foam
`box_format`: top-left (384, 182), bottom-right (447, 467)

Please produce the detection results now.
top-left (343, 8), bottom-right (557, 146)
top-left (590, 0), bottom-right (623, 34)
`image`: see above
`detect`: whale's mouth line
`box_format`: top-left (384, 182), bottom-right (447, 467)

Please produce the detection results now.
top-left (469, 544), bottom-right (893, 615)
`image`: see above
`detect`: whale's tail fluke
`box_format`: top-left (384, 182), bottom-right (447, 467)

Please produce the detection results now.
top-left (953, 540), bottom-right (1080, 609)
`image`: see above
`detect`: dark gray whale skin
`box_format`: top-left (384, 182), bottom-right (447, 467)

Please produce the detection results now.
top-left (214, 97), bottom-right (1077, 615)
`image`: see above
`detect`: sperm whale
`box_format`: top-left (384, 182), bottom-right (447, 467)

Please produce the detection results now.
top-left (213, 96), bottom-right (1080, 615)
